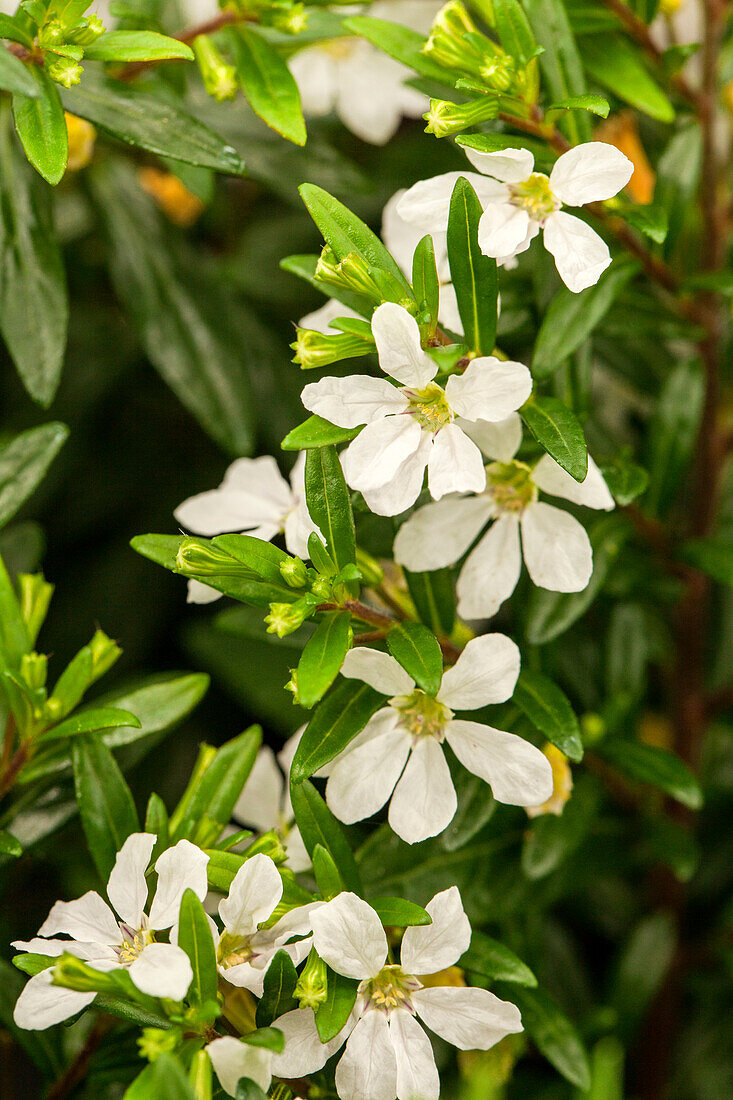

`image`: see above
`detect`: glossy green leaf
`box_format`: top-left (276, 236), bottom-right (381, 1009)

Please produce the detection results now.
top-left (460, 931), bottom-right (537, 986)
top-left (124, 1054), bottom-right (197, 1100)
top-left (0, 50), bottom-right (39, 97)
top-left (620, 202), bottom-right (669, 243)
top-left (647, 361), bottom-right (704, 515)
top-left (522, 777), bottom-right (598, 878)
top-left (72, 735), bottom-right (140, 880)
top-left (235, 1081), bottom-right (268, 1100)
top-left (0, 553), bottom-right (29, 670)
top-left (292, 679), bottom-right (384, 781)
top-left (290, 778), bottom-right (361, 893)
top-left (403, 567), bottom-right (456, 636)
top-left (600, 454), bottom-right (648, 505)
top-left (504, 985), bottom-right (591, 1089)
top-left (0, 423), bottom-right (68, 530)
top-left (39, 706), bottom-right (141, 743)
top-left (13, 68), bottom-right (67, 185)
top-left (547, 93), bottom-right (610, 117)
top-left (177, 888), bottom-right (218, 1008)
top-left (597, 740), bottom-right (703, 809)
top-left (315, 968), bottom-right (359, 1042)
top-left (581, 34), bottom-right (674, 122)
top-left (0, 14), bottom-right (34, 48)
top-left (305, 445), bottom-right (356, 570)
top-left (172, 725), bottom-right (261, 842)
top-left (343, 16), bottom-right (458, 88)
top-left (312, 842), bottom-right (344, 899)
top-left (282, 415), bottom-right (361, 451)
top-left (524, 0), bottom-right (590, 144)
top-left (369, 897), bottom-right (432, 927)
top-left (214, 533), bottom-right (290, 583)
top-left (232, 26), bottom-right (306, 145)
top-left (242, 1027), bottom-right (285, 1053)
top-left (679, 537), bottom-right (733, 586)
top-left (522, 397), bottom-right (588, 481)
top-left (440, 766), bottom-right (496, 851)
top-left (84, 31), bottom-right (194, 62)
top-left (255, 948), bottom-right (298, 1027)
top-left (297, 611), bottom-right (352, 709)
top-left (610, 912), bottom-right (675, 1041)
top-left (412, 235), bottom-right (440, 333)
top-left (514, 670), bottom-right (583, 761)
top-left (386, 622), bottom-right (443, 696)
top-left (493, 0), bottom-right (538, 66)
top-left (447, 177), bottom-right (498, 356)
top-left (0, 829), bottom-right (22, 858)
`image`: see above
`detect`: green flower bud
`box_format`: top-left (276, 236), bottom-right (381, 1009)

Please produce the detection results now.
top-left (193, 34), bottom-right (238, 102)
top-left (89, 628), bottom-right (122, 681)
top-left (138, 1027), bottom-right (180, 1063)
top-left (44, 54), bottom-right (83, 87)
top-left (310, 576), bottom-right (333, 601)
top-left (20, 652), bottom-right (47, 693)
top-left (18, 573), bottom-right (54, 646)
top-left (291, 328), bottom-right (372, 370)
top-left (53, 954), bottom-right (119, 993)
top-left (423, 1), bottom-right (496, 78)
top-left (265, 599), bottom-right (312, 637)
top-left (39, 19), bottom-right (65, 48)
top-left (424, 96), bottom-right (500, 138)
top-left (244, 829), bottom-right (287, 863)
top-left (295, 948), bottom-right (328, 1010)
top-left (176, 538), bottom-right (247, 578)
top-left (316, 247), bottom-right (382, 304)
top-left (479, 54), bottom-right (517, 92)
top-left (67, 14), bottom-right (105, 45)
top-left (268, 1), bottom-right (307, 33)
top-left (280, 556), bottom-right (309, 588)
top-left (355, 547), bottom-right (384, 587)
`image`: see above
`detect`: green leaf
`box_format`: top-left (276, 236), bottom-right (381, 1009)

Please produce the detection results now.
top-left (290, 778), bottom-right (361, 893)
top-left (597, 740), bottom-right (702, 810)
top-left (647, 361), bottom-right (704, 516)
top-left (580, 1036), bottom-right (625, 1100)
top-left (299, 182), bottom-right (412, 294)
top-left (214, 533), bottom-right (289, 583)
top-left (0, 829), bottom-right (22, 858)
top-left (84, 31), bottom-right (194, 62)
top-left (0, 423), bottom-right (68, 530)
top-left (386, 622), bottom-right (443, 696)
top-left (600, 454), bottom-right (648, 506)
top-left (446, 177), bottom-right (498, 357)
top-left (97, 671), bottom-right (210, 751)
top-left (312, 842), bottom-right (345, 899)
top-left (343, 16), bottom-right (459, 88)
top-left (513, 670), bottom-right (583, 761)
top-left (493, 0), bottom-right (538, 66)
top-left (403, 568), bottom-right (456, 636)
top-left (297, 612), bottom-right (352, 709)
top-left (521, 397), bottom-right (588, 481)
top-left (532, 261), bottom-right (638, 377)
top-left (503, 985), bottom-right (591, 1089)
top-left (92, 161), bottom-right (254, 454)
top-left (547, 93), bottom-right (610, 117)
top-left (124, 1054), bottom-right (196, 1100)
top-left (232, 26), bottom-right (306, 145)
top-left (72, 735), bottom-right (140, 880)
top-left (39, 706), bottom-right (141, 743)
top-left (440, 767), bottom-right (496, 851)
top-left (610, 912), bottom-right (675, 1042)
top-left (177, 888), bottom-right (218, 1008)
top-left (0, 553), bottom-right (29, 670)
top-left (460, 931), bottom-right (537, 986)
top-left (0, 50), bottom-right (39, 97)
top-left (369, 897), bottom-right (432, 927)
top-left (172, 726), bottom-right (261, 842)
top-left (13, 68), bottom-right (67, 185)
top-left (242, 1027), bottom-right (285, 1053)
top-left (282, 415), bottom-right (361, 451)
top-left (581, 34), bottom-right (674, 122)
top-left (62, 73), bottom-right (244, 174)
top-left (130, 533), bottom-right (184, 572)
top-left (255, 948), bottom-right (298, 1028)
top-left (315, 969), bottom-right (359, 1043)
top-left (523, 0), bottom-right (590, 144)
top-left (0, 120), bottom-right (67, 406)
top-left (620, 202), bottom-right (669, 243)
top-left (679, 537), bottom-right (733, 586)
top-left (412, 235), bottom-right (440, 332)
top-left (236, 1081), bottom-right (268, 1100)
top-left (305, 445), bottom-right (356, 570)
top-left (291, 678), bottom-right (384, 781)
top-left (0, 14), bottom-right (34, 48)
top-left (522, 777), bottom-right (598, 878)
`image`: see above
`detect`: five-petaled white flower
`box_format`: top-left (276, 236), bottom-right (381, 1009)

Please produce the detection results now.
top-left (271, 887), bottom-right (522, 1100)
top-left (397, 142), bottom-right (633, 293)
top-left (321, 635), bottom-right (553, 843)
top-left (13, 834), bottom-right (208, 1029)
top-left (289, 1), bottom-right (441, 145)
top-left (233, 731), bottom-right (311, 872)
top-left (213, 853), bottom-right (319, 996)
top-left (174, 453), bottom-right (318, 604)
top-left (301, 302), bottom-right (532, 517)
top-left (394, 414), bottom-right (615, 619)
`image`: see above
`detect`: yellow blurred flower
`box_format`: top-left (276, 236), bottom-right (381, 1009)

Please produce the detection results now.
top-left (138, 167), bottom-right (204, 227)
top-left (595, 112), bottom-right (655, 205)
top-left (64, 113), bottom-right (96, 171)
top-left (419, 965), bottom-right (467, 988)
top-left (526, 743), bottom-right (573, 818)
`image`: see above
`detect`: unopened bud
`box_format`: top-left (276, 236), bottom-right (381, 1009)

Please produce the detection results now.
top-left (89, 629), bottom-right (122, 681)
top-left (423, 1), bottom-right (495, 78)
top-left (424, 96), bottom-right (499, 138)
top-left (176, 538), bottom-right (247, 578)
top-left (67, 14), bottom-right (105, 44)
top-left (18, 574), bottom-right (54, 646)
top-left (316, 247), bottom-right (382, 304)
top-left (138, 167), bottom-right (204, 228)
top-left (295, 948), bottom-right (328, 1010)
top-left (244, 829), bottom-right (287, 863)
top-left (21, 652), bottom-right (47, 693)
top-left (479, 54), bottom-right (517, 92)
top-left (45, 54), bottom-right (83, 87)
top-left (310, 576), bottom-right (333, 601)
top-left (138, 1027), bottom-right (180, 1063)
top-left (292, 328), bottom-right (373, 369)
top-left (268, 1), bottom-right (307, 33)
top-left (193, 34), bottom-right (238, 102)
top-left (53, 954), bottom-right (119, 993)
top-left (280, 557), bottom-right (309, 588)
top-left (39, 19), bottom-right (65, 47)
top-left (265, 599), bottom-right (312, 637)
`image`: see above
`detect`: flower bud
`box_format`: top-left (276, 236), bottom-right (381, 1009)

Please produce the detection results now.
top-left (479, 54), bottom-right (517, 93)
top-left (291, 328), bottom-right (373, 370)
top-left (280, 556), bottom-right (309, 588)
top-left (265, 599), bottom-right (312, 637)
top-left (18, 573), bottom-right (54, 646)
top-left (189, 1049), bottom-right (214, 1098)
top-left (423, 1), bottom-right (495, 79)
top-left (244, 829), bottom-right (287, 863)
top-left (53, 954), bottom-right (119, 993)
top-left (44, 54), bottom-right (83, 88)
top-left (267, 0), bottom-right (307, 33)
top-left (89, 629), bottom-right (122, 682)
top-left (39, 19), bottom-right (65, 48)
top-left (424, 96), bottom-right (499, 138)
top-left (64, 112), bottom-right (96, 170)
top-left (315, 247), bottom-right (383, 304)
top-left (138, 1027), bottom-right (180, 1063)
top-left (176, 538), bottom-right (247, 578)
top-left (20, 652), bottom-right (47, 693)
top-left (193, 34), bottom-right (238, 102)
top-left (67, 14), bottom-right (105, 45)
top-left (295, 948), bottom-right (328, 1010)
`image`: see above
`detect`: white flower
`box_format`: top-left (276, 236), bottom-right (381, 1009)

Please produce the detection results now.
top-left (233, 731), bottom-right (311, 872)
top-left (207, 1035), bottom-right (272, 1097)
top-left (271, 888), bottom-right (522, 1100)
top-left (394, 414), bottom-right (615, 619)
top-left (397, 142), bottom-right (633, 292)
top-left (289, 2), bottom-right (442, 145)
top-left (301, 303), bottom-right (532, 517)
top-left (322, 636), bottom-right (553, 843)
top-left (213, 853), bottom-right (319, 997)
top-left (174, 453), bottom-right (318, 604)
top-left (13, 834), bottom-right (208, 1029)
top-left (299, 298), bottom-right (361, 333)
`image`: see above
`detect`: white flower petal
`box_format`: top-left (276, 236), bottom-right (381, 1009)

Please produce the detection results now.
top-left (218, 854), bottom-right (283, 937)
top-left (302, 375), bottom-right (409, 430)
top-left (371, 303), bottom-right (436, 388)
top-left (361, 435), bottom-right (430, 517)
top-left (284, 496), bottom-right (320, 559)
top-left (13, 971), bottom-right (96, 1030)
top-left (342, 416), bottom-right (423, 493)
top-left (129, 942), bottom-right (193, 1000)
top-left (311, 893), bottom-right (387, 980)
top-left (326, 726), bottom-right (412, 825)
top-left (459, 413), bottom-right (523, 462)
top-left (271, 1007), bottom-right (350, 1078)
top-left (149, 840), bottom-right (209, 930)
top-left (413, 985), bottom-right (522, 1049)
top-left (299, 298), bottom-right (361, 333)
top-left (208, 1036), bottom-right (272, 1097)
top-left (437, 634), bottom-right (520, 710)
top-left (549, 142), bottom-right (633, 206)
top-left (175, 490), bottom-right (281, 538)
top-left (521, 501), bottom-right (593, 591)
top-left (390, 1008), bottom-right (439, 1100)
top-left (382, 188), bottom-right (424, 278)
top-left (11, 938), bottom-right (114, 961)
top-left (463, 146), bottom-right (535, 182)
top-left (335, 1010), bottom-right (397, 1100)
top-left (388, 738), bottom-right (457, 845)
top-left (401, 886), bottom-right (470, 974)
top-left (427, 425), bottom-right (486, 500)
top-left (233, 747), bottom-right (283, 834)
top-left (478, 203), bottom-right (532, 260)
top-left (532, 454), bottom-right (615, 510)
top-left (394, 495), bottom-right (495, 572)
top-left (456, 513), bottom-right (522, 619)
top-left (319, 708), bottom-right (402, 779)
top-left (438, 281), bottom-right (463, 335)
top-left (38, 892), bottom-right (120, 946)
top-left (445, 720), bottom-right (553, 806)
top-left (106, 832), bottom-right (155, 929)
top-left (446, 358), bottom-right (532, 423)
top-left (284, 828), bottom-right (312, 873)
top-left (289, 48), bottom-right (338, 116)
top-left (341, 647), bottom-right (415, 695)
top-left (397, 172), bottom-right (499, 232)
top-left (336, 47), bottom-right (420, 145)
top-left (187, 579), bottom-right (222, 604)
top-left (542, 211), bottom-right (611, 293)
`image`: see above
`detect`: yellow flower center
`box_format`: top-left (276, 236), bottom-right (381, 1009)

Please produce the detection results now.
top-left (392, 689), bottom-right (452, 740)
top-left (405, 382), bottom-right (453, 432)
top-left (486, 461), bottom-right (538, 513)
top-left (321, 37), bottom-right (358, 60)
top-left (218, 931), bottom-right (254, 970)
top-left (509, 173), bottom-right (560, 220)
top-left (361, 965), bottom-right (421, 1012)
top-left (118, 927), bottom-right (154, 964)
